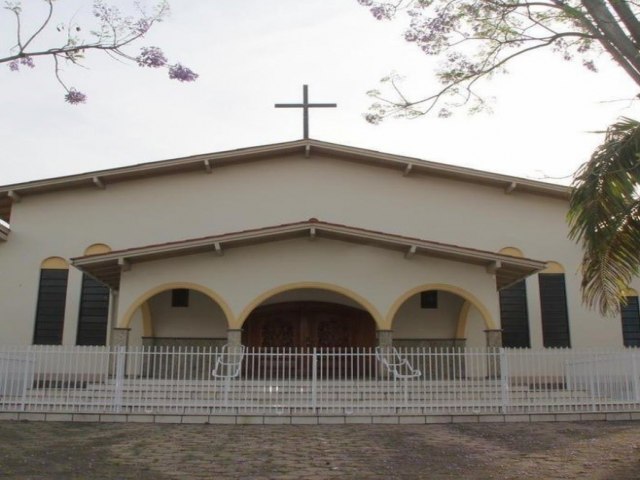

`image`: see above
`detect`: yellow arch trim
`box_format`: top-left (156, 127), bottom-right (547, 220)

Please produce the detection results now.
top-left (118, 282), bottom-right (234, 329)
top-left (455, 301), bottom-right (471, 339)
top-left (623, 288), bottom-right (638, 297)
top-left (235, 281), bottom-right (384, 330)
top-left (141, 301), bottom-right (153, 337)
top-left (41, 256), bottom-right (68, 269)
top-left (84, 243), bottom-right (112, 256)
top-left (386, 283), bottom-right (496, 330)
top-left (499, 247), bottom-right (524, 258)
top-left (542, 261), bottom-right (565, 273)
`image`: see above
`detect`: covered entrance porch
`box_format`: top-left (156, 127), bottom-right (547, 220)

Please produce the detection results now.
top-left (70, 219), bottom-right (547, 352)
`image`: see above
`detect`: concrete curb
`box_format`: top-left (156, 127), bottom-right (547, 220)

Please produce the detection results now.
top-left (1, 410), bottom-right (639, 424)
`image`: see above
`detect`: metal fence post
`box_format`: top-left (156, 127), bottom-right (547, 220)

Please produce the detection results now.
top-left (500, 348), bottom-right (510, 413)
top-left (113, 346), bottom-right (126, 413)
top-left (311, 348), bottom-right (317, 411)
top-left (632, 350), bottom-right (640, 403)
top-left (20, 347), bottom-right (33, 412)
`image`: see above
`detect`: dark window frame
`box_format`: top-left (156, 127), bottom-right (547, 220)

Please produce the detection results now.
top-left (621, 296), bottom-right (640, 347)
top-left (76, 274), bottom-right (110, 346)
top-left (171, 288), bottom-right (190, 308)
top-left (499, 280), bottom-right (531, 348)
top-left (33, 268), bottom-right (69, 345)
top-left (538, 273), bottom-right (571, 348)
top-left (420, 291), bottom-right (438, 309)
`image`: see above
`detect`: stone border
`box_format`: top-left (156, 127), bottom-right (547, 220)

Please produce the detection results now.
top-left (0, 411), bottom-right (639, 424)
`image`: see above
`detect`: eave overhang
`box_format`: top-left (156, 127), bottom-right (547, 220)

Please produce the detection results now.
top-left (71, 219), bottom-right (547, 291)
top-left (0, 139), bottom-right (569, 205)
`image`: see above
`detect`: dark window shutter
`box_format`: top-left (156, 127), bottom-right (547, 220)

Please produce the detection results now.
top-left (33, 269), bottom-right (69, 345)
top-left (539, 273), bottom-right (571, 348)
top-left (420, 291), bottom-right (438, 309)
top-left (76, 275), bottom-right (110, 346)
top-left (171, 288), bottom-right (189, 307)
top-left (499, 280), bottom-right (531, 348)
top-left (621, 296), bottom-right (640, 347)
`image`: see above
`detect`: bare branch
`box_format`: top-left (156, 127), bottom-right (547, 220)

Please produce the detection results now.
top-left (21, 0), bottom-right (54, 53)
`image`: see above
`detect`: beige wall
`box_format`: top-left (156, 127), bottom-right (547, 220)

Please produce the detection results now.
top-left (0, 152), bottom-right (633, 347)
top-left (392, 291), bottom-right (462, 340)
top-left (147, 290), bottom-right (228, 339)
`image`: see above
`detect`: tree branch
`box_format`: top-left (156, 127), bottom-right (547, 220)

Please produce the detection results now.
top-left (21, 0), bottom-right (54, 53)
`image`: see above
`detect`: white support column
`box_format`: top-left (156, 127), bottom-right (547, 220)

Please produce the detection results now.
top-left (227, 329), bottom-right (243, 346)
top-left (111, 327), bottom-right (130, 347)
top-left (377, 330), bottom-right (393, 348)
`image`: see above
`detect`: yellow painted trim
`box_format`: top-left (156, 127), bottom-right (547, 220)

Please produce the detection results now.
top-left (118, 282), bottom-right (234, 329)
top-left (141, 301), bottom-right (153, 337)
top-left (455, 301), bottom-right (471, 339)
top-left (498, 247), bottom-right (524, 258)
top-left (40, 256), bottom-right (69, 269)
top-left (386, 283), bottom-right (496, 330)
top-left (542, 261), bottom-right (564, 274)
top-left (235, 281), bottom-right (384, 330)
top-left (84, 243), bottom-right (112, 256)
top-left (623, 288), bottom-right (638, 297)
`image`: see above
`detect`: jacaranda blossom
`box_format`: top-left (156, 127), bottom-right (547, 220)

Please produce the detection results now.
top-left (168, 63), bottom-right (198, 82)
top-left (137, 46), bottom-right (167, 68)
top-left (64, 88), bottom-right (87, 105)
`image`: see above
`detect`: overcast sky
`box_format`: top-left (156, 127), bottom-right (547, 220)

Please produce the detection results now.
top-left (1, 0), bottom-right (639, 186)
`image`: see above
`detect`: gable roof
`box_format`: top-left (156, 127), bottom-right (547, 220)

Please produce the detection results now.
top-left (0, 139), bottom-right (569, 223)
top-left (71, 218), bottom-right (547, 291)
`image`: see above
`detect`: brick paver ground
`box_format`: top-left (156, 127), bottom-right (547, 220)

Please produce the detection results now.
top-left (0, 421), bottom-right (639, 479)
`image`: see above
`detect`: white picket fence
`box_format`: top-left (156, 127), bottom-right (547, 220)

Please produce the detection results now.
top-left (0, 345), bottom-right (639, 416)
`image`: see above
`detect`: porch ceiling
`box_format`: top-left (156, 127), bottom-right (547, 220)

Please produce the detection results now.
top-left (70, 219), bottom-right (547, 290)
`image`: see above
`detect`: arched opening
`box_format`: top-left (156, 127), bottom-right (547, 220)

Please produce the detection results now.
top-left (124, 283), bottom-right (231, 348)
top-left (241, 287), bottom-right (377, 349)
top-left (389, 284), bottom-right (495, 348)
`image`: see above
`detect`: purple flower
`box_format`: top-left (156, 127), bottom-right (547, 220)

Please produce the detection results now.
top-left (168, 63), bottom-right (198, 82)
top-left (365, 113), bottom-right (382, 124)
top-left (20, 56), bottom-right (34, 68)
top-left (64, 88), bottom-right (87, 105)
top-left (136, 19), bottom-right (150, 35)
top-left (137, 46), bottom-right (167, 68)
top-left (8, 56), bottom-right (35, 71)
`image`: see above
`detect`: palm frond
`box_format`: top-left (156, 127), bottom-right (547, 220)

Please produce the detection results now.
top-left (568, 117), bottom-right (640, 316)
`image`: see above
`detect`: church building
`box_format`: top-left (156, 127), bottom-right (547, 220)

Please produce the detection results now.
top-left (2, 133), bottom-right (639, 352)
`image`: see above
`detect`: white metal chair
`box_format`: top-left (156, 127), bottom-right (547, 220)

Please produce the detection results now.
top-left (375, 346), bottom-right (421, 379)
top-left (211, 344), bottom-right (245, 379)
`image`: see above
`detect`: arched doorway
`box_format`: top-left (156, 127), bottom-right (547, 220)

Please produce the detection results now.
top-left (242, 288), bottom-right (377, 349)
top-left (126, 284), bottom-right (230, 348)
top-left (389, 285), bottom-right (494, 349)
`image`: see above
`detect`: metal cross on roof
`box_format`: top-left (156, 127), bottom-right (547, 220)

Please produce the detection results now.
top-left (275, 85), bottom-right (337, 139)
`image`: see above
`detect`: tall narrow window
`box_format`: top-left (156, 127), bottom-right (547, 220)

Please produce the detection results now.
top-left (76, 275), bottom-right (110, 346)
top-left (33, 258), bottom-right (69, 345)
top-left (539, 272), bottom-right (571, 348)
top-left (499, 280), bottom-right (531, 348)
top-left (621, 296), bottom-right (640, 347)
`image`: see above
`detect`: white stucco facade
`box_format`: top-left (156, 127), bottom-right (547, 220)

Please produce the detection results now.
top-left (0, 140), bottom-right (634, 348)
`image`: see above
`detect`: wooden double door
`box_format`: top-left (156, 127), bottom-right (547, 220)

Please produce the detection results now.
top-left (242, 301), bottom-right (376, 349)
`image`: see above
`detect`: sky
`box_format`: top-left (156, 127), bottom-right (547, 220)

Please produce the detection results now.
top-left (1, 0), bottom-right (639, 186)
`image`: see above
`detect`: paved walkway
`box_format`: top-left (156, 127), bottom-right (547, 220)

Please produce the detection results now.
top-left (0, 421), bottom-right (639, 479)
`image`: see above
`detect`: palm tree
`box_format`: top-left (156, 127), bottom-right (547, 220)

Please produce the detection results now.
top-left (569, 117), bottom-right (640, 315)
